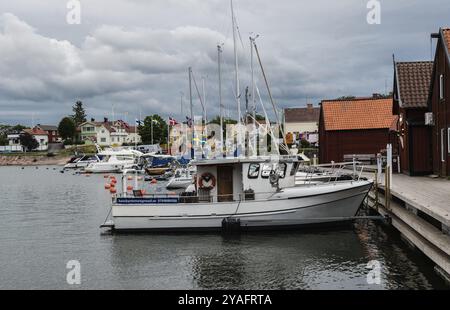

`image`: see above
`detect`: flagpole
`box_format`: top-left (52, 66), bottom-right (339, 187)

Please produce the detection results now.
top-left (151, 116), bottom-right (153, 145)
top-left (167, 117), bottom-right (170, 155)
top-left (134, 118), bottom-right (137, 149)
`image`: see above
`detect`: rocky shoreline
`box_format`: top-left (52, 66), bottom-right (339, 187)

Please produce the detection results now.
top-left (0, 155), bottom-right (71, 166)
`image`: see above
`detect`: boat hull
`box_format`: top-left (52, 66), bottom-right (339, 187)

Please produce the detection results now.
top-left (110, 181), bottom-right (372, 231)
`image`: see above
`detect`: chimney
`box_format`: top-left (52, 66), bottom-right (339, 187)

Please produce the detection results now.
top-left (307, 103), bottom-right (313, 109)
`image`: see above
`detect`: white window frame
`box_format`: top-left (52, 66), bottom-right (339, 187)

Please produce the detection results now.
top-left (441, 128), bottom-right (445, 162)
top-left (448, 128), bottom-right (450, 154)
top-left (440, 74), bottom-right (444, 100)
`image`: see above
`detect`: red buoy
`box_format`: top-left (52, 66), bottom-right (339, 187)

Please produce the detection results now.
top-left (104, 183), bottom-right (111, 189)
top-left (110, 187), bottom-right (117, 194)
top-left (127, 185), bottom-right (133, 191)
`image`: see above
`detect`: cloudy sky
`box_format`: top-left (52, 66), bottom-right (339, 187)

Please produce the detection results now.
top-left (0, 0), bottom-right (449, 126)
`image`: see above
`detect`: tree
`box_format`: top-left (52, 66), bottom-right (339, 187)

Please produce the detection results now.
top-left (71, 101), bottom-right (87, 126)
top-left (0, 133), bottom-right (7, 146)
top-left (58, 117), bottom-right (76, 141)
top-left (20, 132), bottom-right (39, 151)
top-left (138, 114), bottom-right (168, 144)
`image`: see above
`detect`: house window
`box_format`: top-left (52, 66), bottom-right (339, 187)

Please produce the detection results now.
top-left (441, 128), bottom-right (445, 162)
top-left (248, 163), bottom-right (260, 178)
top-left (101, 138), bottom-right (106, 143)
top-left (440, 74), bottom-right (444, 100)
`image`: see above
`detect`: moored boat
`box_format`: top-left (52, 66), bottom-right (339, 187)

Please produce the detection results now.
top-left (103, 157), bottom-right (373, 232)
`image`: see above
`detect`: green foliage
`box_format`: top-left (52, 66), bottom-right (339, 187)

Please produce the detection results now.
top-left (138, 114), bottom-right (168, 144)
top-left (19, 132), bottom-right (39, 151)
top-left (58, 117), bottom-right (76, 141)
top-left (255, 114), bottom-right (265, 121)
top-left (300, 139), bottom-right (311, 149)
top-left (0, 132), bottom-right (7, 146)
top-left (71, 101), bottom-right (87, 126)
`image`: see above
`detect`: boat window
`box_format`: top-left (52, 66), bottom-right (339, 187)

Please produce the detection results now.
top-left (248, 163), bottom-right (260, 178)
top-left (290, 162), bottom-right (299, 176)
top-left (276, 163), bottom-right (287, 178)
top-left (261, 163), bottom-right (272, 178)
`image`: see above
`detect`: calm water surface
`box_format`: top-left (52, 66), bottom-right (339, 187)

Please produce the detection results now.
top-left (0, 166), bottom-right (447, 289)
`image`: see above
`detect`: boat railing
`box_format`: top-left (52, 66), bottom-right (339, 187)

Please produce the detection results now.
top-left (297, 161), bottom-right (367, 185)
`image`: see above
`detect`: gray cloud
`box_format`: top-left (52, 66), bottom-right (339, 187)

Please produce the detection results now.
top-left (0, 0), bottom-right (449, 125)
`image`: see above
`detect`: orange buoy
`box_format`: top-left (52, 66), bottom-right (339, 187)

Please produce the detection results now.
top-left (104, 183), bottom-right (111, 189)
top-left (110, 187), bottom-right (117, 194)
top-left (140, 189), bottom-right (146, 195)
top-left (111, 179), bottom-right (117, 184)
top-left (110, 182), bottom-right (115, 187)
top-left (151, 178), bottom-right (157, 184)
top-left (127, 185), bottom-right (133, 191)
top-left (127, 176), bottom-right (133, 180)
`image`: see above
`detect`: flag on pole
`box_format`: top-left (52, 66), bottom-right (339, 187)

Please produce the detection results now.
top-left (185, 116), bottom-right (193, 128)
top-left (169, 117), bottom-right (178, 126)
top-left (135, 119), bottom-right (143, 126)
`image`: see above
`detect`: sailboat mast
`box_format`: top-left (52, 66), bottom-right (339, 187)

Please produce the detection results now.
top-left (217, 44), bottom-right (224, 152)
top-left (189, 67), bottom-right (194, 158)
top-left (250, 35), bottom-right (257, 127)
top-left (231, 0), bottom-right (241, 124)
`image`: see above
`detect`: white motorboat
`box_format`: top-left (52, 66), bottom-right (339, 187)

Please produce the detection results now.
top-left (166, 166), bottom-right (196, 189)
top-left (84, 149), bottom-right (142, 173)
top-left (64, 154), bottom-right (102, 169)
top-left (103, 156), bottom-right (373, 232)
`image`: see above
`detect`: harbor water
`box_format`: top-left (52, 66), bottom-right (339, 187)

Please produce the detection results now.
top-left (0, 166), bottom-right (447, 289)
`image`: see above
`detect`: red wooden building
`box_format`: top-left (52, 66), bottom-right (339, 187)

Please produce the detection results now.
top-left (392, 61), bottom-right (433, 175)
top-left (319, 97), bottom-right (395, 164)
top-left (428, 28), bottom-right (450, 177)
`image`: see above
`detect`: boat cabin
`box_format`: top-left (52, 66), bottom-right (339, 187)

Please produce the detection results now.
top-left (193, 157), bottom-right (299, 202)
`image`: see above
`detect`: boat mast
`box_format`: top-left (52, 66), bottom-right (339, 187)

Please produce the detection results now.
top-left (189, 67), bottom-right (194, 158)
top-left (217, 44), bottom-right (224, 154)
top-left (231, 0), bottom-right (242, 155)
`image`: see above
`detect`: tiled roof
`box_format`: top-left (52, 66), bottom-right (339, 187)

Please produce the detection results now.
top-left (395, 61), bottom-right (433, 108)
top-left (321, 98), bottom-right (395, 131)
top-left (443, 28), bottom-right (450, 54)
top-left (284, 105), bottom-right (320, 123)
top-left (36, 124), bottom-right (58, 131)
top-left (23, 128), bottom-right (47, 136)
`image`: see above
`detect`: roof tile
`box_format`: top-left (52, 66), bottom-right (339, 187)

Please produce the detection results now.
top-left (321, 98), bottom-right (395, 131)
top-left (396, 61), bottom-right (433, 108)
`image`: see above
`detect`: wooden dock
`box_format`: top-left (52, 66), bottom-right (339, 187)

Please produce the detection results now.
top-left (365, 172), bottom-right (450, 282)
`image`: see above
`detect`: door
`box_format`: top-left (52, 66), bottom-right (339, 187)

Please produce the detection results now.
top-left (217, 165), bottom-right (233, 202)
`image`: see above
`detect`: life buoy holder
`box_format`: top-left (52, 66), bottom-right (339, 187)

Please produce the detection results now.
top-left (198, 172), bottom-right (216, 190)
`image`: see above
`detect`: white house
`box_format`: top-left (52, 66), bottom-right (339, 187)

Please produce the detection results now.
top-left (23, 128), bottom-right (49, 151)
top-left (79, 119), bottom-right (141, 146)
top-left (284, 104), bottom-right (320, 146)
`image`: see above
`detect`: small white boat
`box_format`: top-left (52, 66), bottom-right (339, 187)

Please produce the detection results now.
top-left (166, 166), bottom-right (196, 189)
top-left (64, 154), bottom-right (102, 169)
top-left (84, 149), bottom-right (142, 173)
top-left (104, 156), bottom-right (373, 232)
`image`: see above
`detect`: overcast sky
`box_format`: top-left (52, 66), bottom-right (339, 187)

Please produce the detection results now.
top-left (0, 0), bottom-right (449, 126)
